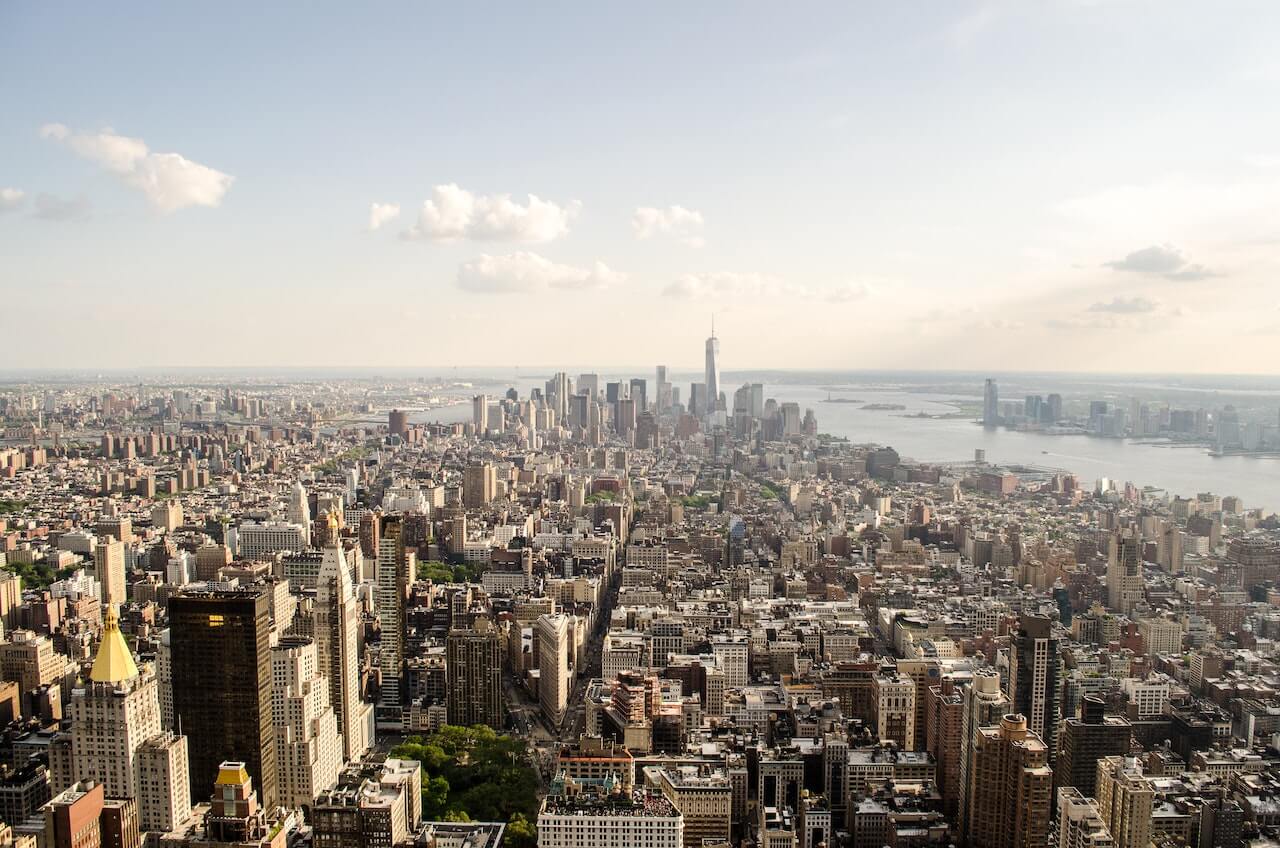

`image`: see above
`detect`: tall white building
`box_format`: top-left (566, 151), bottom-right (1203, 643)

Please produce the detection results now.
top-left (473, 394), bottom-right (488, 434)
top-left (1059, 787), bottom-right (1115, 848)
top-left (316, 535), bottom-right (371, 762)
top-left (70, 606), bottom-right (192, 833)
top-left (536, 614), bottom-right (572, 728)
top-left (137, 732), bottom-right (192, 833)
top-left (271, 636), bottom-right (342, 810)
top-left (288, 481), bottom-right (312, 547)
top-left (166, 552), bottom-right (192, 587)
top-left (71, 607), bottom-right (162, 798)
top-left (156, 628), bottom-right (173, 730)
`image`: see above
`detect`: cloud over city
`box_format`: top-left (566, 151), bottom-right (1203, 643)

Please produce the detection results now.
top-left (1102, 245), bottom-right (1218, 281)
top-left (457, 251), bottom-right (624, 294)
top-left (40, 123), bottom-right (233, 212)
top-left (401, 184), bottom-right (580, 243)
top-left (632, 205), bottom-right (705, 247)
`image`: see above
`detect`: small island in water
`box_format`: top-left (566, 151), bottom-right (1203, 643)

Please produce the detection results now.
top-left (820, 397), bottom-right (864, 404)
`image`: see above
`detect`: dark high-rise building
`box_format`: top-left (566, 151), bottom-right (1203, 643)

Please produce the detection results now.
top-left (445, 618), bottom-right (504, 730)
top-left (387, 409), bottom-right (407, 437)
top-left (629, 378), bottom-right (647, 414)
top-left (1056, 696), bottom-right (1132, 797)
top-left (169, 586), bottom-right (276, 808)
top-left (377, 516), bottom-right (411, 727)
top-left (1009, 614), bottom-right (1060, 764)
top-left (1046, 393), bottom-right (1063, 422)
top-left (1199, 797), bottom-right (1244, 848)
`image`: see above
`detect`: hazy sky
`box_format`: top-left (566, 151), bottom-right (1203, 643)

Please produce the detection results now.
top-left (3, 3), bottom-right (1279, 372)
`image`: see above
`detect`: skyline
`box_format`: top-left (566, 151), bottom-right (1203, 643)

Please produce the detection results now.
top-left (5, 3), bottom-right (1280, 371)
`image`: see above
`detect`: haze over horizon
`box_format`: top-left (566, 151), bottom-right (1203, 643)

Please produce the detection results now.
top-left (4, 2), bottom-right (1280, 371)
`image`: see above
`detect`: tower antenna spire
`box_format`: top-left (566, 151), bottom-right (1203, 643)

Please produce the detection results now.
top-left (711, 313), bottom-right (715, 338)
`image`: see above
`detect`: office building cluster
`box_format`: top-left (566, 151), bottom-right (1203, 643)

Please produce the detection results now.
top-left (0, 343), bottom-right (1279, 848)
top-left (979, 379), bottom-right (1280, 452)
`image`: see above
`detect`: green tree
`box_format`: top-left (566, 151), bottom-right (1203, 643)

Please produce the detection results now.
top-left (422, 775), bottom-right (451, 820)
top-left (506, 814), bottom-right (537, 848)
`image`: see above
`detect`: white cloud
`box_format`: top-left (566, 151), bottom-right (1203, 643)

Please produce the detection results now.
top-left (41, 123), bottom-right (233, 212)
top-left (0, 187), bottom-right (25, 214)
top-left (402, 184), bottom-right (579, 243)
top-left (632, 205), bottom-right (705, 246)
top-left (32, 193), bottom-right (91, 222)
top-left (1102, 244), bottom-right (1217, 281)
top-left (1045, 314), bottom-right (1146, 331)
top-left (457, 252), bottom-right (624, 294)
top-left (1087, 295), bottom-right (1161, 314)
top-left (664, 271), bottom-right (872, 304)
top-left (368, 202), bottom-right (400, 231)
top-left (826, 282), bottom-right (876, 303)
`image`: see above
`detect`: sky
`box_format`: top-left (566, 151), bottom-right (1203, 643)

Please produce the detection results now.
top-left (3, 2), bottom-right (1280, 373)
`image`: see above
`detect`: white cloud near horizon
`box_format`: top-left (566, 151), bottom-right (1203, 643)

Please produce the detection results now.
top-left (664, 271), bottom-right (874, 304)
top-left (368, 202), bottom-right (400, 231)
top-left (40, 123), bottom-right (233, 212)
top-left (632, 205), bottom-right (705, 247)
top-left (1087, 295), bottom-right (1161, 314)
top-left (1102, 244), bottom-right (1217, 281)
top-left (401, 184), bottom-right (579, 243)
top-left (0, 187), bottom-right (26, 213)
top-left (457, 252), bottom-right (624, 294)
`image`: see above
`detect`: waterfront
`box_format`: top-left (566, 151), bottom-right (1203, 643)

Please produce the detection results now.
top-left (419, 379), bottom-right (1279, 513)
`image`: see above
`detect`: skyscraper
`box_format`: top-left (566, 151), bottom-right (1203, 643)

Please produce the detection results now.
top-left (376, 517), bottom-right (411, 726)
top-left (536, 613), bottom-right (571, 728)
top-left (1057, 787), bottom-right (1115, 848)
top-left (655, 366), bottom-right (671, 413)
top-left (1008, 614), bottom-right (1061, 764)
top-left (288, 481), bottom-right (311, 547)
top-left (136, 732), bottom-right (191, 833)
top-left (93, 537), bottom-right (126, 607)
top-left (689, 383), bottom-right (707, 418)
top-left (169, 586), bottom-right (277, 808)
top-left (704, 325), bottom-right (720, 421)
top-left (271, 636), bottom-right (342, 809)
top-left (958, 669), bottom-right (1011, 841)
top-left (1056, 696), bottom-right (1133, 797)
top-left (472, 394), bottom-right (488, 434)
top-left (968, 714), bottom-right (1052, 848)
top-left (70, 606), bottom-right (169, 812)
top-left (1107, 531), bottom-right (1144, 615)
top-left (1095, 757), bottom-right (1153, 848)
top-left (983, 379), bottom-right (1000, 427)
top-left (445, 617), bottom-right (504, 730)
top-left (629, 378), bottom-right (647, 414)
top-left (387, 409), bottom-right (407, 438)
top-left (463, 462), bottom-right (497, 508)
top-left (315, 530), bottom-right (370, 762)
